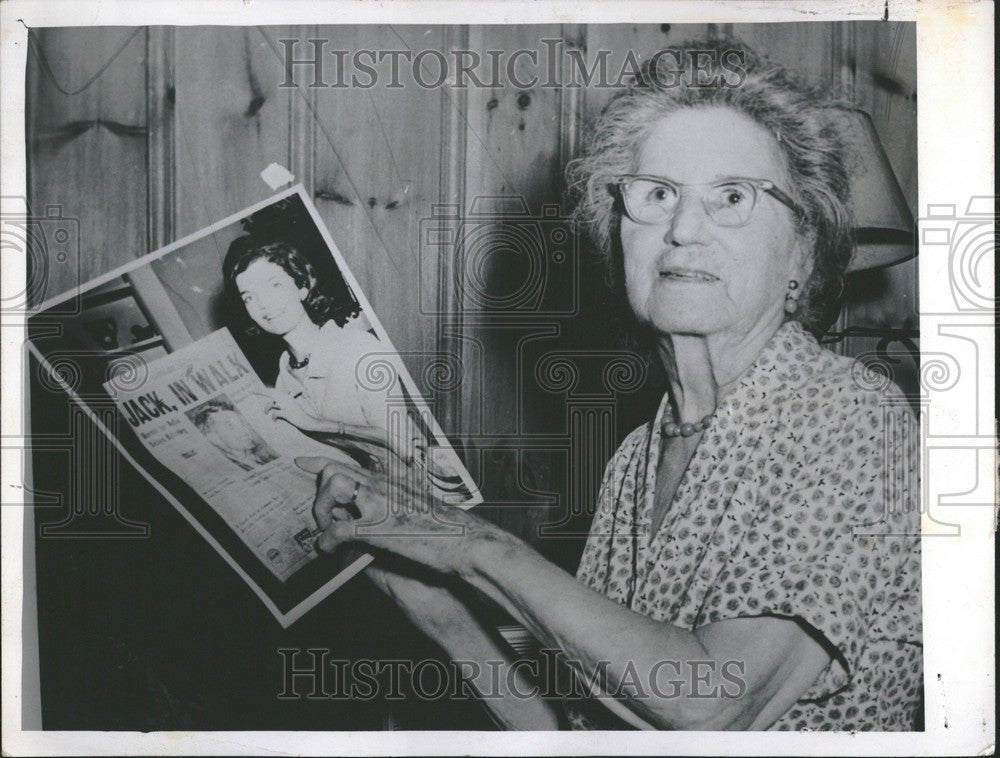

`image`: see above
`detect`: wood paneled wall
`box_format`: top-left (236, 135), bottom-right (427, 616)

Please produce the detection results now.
top-left (27, 22), bottom-right (918, 561)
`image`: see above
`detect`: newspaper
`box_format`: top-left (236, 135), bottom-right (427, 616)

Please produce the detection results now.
top-left (104, 328), bottom-right (358, 582)
top-left (26, 187), bottom-right (482, 627)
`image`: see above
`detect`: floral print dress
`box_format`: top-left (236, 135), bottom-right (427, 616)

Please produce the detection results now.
top-left (571, 321), bottom-right (922, 731)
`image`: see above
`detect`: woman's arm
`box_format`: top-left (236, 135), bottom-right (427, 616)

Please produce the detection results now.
top-left (301, 456), bottom-right (832, 731)
top-left (255, 390), bottom-right (416, 463)
top-left (362, 559), bottom-right (562, 730)
top-left (462, 529), bottom-right (831, 730)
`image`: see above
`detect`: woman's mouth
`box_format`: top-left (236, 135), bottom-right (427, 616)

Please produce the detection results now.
top-left (259, 315), bottom-right (283, 329)
top-left (658, 268), bottom-right (719, 282)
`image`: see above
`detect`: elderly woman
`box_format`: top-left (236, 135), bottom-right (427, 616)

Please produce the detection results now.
top-left (298, 40), bottom-right (922, 731)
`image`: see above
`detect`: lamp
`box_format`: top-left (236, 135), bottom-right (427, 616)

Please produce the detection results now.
top-left (830, 107), bottom-right (916, 272)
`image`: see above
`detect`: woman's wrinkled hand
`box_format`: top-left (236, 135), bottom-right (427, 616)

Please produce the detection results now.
top-left (295, 455), bottom-right (476, 577)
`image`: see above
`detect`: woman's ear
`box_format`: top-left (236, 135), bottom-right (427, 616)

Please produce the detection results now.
top-left (300, 273), bottom-right (318, 303)
top-left (791, 232), bottom-right (815, 283)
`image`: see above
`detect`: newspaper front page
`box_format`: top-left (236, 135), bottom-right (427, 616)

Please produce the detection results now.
top-left (103, 328), bottom-right (361, 582)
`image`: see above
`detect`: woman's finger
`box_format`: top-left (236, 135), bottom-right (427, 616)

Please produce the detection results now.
top-left (297, 455), bottom-right (388, 497)
top-left (329, 505), bottom-right (354, 522)
top-left (296, 455), bottom-right (389, 529)
top-left (316, 520), bottom-right (359, 553)
top-left (312, 471), bottom-right (364, 530)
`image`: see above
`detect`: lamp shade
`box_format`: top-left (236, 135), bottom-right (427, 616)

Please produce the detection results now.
top-left (830, 107), bottom-right (916, 272)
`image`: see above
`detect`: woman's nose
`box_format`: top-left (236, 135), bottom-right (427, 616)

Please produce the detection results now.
top-left (664, 191), bottom-right (709, 246)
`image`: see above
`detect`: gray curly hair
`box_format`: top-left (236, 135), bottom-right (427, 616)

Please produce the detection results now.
top-left (566, 38), bottom-right (855, 337)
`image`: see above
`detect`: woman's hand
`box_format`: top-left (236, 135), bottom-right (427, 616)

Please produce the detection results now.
top-left (251, 392), bottom-right (411, 470)
top-left (334, 542), bottom-right (466, 634)
top-left (295, 455), bottom-right (483, 577)
top-left (363, 553), bottom-right (476, 639)
top-left (294, 459), bottom-right (831, 730)
top-left (336, 424), bottom-right (421, 471)
top-left (250, 388), bottom-right (326, 432)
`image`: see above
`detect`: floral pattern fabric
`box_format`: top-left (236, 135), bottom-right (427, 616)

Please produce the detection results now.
top-left (572, 321), bottom-right (922, 731)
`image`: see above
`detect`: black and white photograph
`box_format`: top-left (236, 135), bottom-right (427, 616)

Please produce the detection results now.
top-left (26, 187), bottom-right (481, 625)
top-left (0, 1), bottom-right (994, 755)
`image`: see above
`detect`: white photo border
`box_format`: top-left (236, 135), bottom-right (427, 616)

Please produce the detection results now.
top-left (1, 1), bottom-right (994, 755)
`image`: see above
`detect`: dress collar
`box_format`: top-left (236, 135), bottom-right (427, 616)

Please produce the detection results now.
top-left (651, 320), bottom-right (818, 430)
top-left (640, 320), bottom-right (818, 555)
top-left (280, 321), bottom-right (342, 379)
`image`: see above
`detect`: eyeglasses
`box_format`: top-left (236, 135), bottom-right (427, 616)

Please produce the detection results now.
top-left (612, 174), bottom-right (805, 228)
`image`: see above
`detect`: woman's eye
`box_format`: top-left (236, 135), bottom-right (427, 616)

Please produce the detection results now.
top-left (650, 186), bottom-right (672, 202)
top-left (722, 188), bottom-right (747, 205)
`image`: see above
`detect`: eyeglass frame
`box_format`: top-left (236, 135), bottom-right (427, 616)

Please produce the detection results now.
top-left (611, 174), bottom-right (806, 228)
